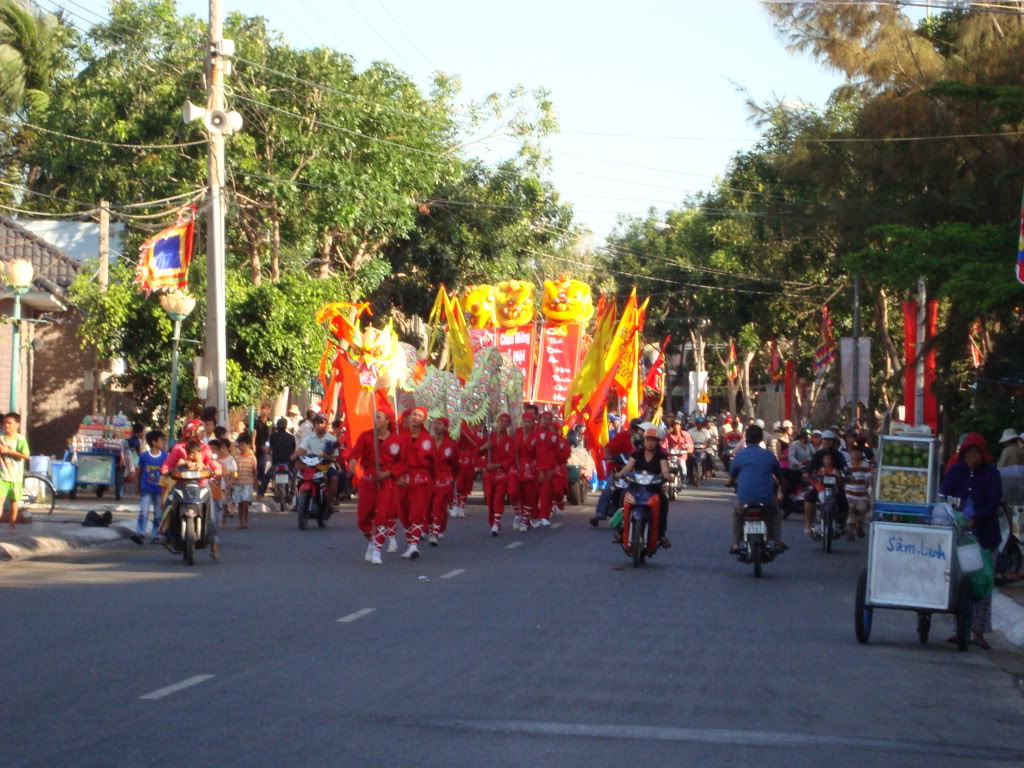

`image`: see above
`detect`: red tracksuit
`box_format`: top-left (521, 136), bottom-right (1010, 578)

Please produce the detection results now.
top-left (348, 429), bottom-right (401, 551)
top-left (398, 427), bottom-right (435, 544)
top-left (455, 427), bottom-right (481, 510)
top-left (533, 427), bottom-right (559, 522)
top-left (484, 432), bottom-right (515, 530)
top-left (431, 436), bottom-right (458, 537)
top-left (513, 426), bottom-right (539, 526)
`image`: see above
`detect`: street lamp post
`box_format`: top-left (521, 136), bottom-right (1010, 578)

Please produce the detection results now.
top-left (6, 259), bottom-right (34, 412)
top-left (159, 290), bottom-right (197, 440)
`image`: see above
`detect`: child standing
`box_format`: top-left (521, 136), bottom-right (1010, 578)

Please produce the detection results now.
top-left (0, 412), bottom-right (30, 534)
top-left (845, 444), bottom-right (874, 541)
top-left (136, 430), bottom-right (167, 542)
top-left (208, 439), bottom-right (233, 528)
top-left (233, 438), bottom-right (258, 528)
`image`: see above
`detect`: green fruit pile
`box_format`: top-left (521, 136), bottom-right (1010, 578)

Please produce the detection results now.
top-left (883, 441), bottom-right (929, 469)
top-left (878, 469), bottom-right (928, 503)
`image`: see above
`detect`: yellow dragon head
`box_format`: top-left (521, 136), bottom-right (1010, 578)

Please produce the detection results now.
top-left (460, 284), bottom-right (498, 329)
top-left (541, 275), bottom-right (594, 325)
top-left (494, 280), bottom-right (535, 328)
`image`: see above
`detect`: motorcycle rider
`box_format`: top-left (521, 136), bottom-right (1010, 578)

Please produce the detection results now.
top-left (268, 417), bottom-right (296, 503)
top-left (661, 419), bottom-right (694, 487)
top-left (727, 424), bottom-right (784, 554)
top-left (687, 415), bottom-right (715, 484)
top-left (291, 412), bottom-right (340, 509)
top-left (614, 427), bottom-right (673, 548)
top-left (591, 417), bottom-right (644, 525)
top-left (160, 426), bottom-right (222, 560)
top-left (803, 429), bottom-right (849, 539)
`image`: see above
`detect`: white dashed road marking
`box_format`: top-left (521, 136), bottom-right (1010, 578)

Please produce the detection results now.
top-left (505, 541), bottom-right (522, 549)
top-left (440, 569), bottom-right (466, 579)
top-left (140, 675), bottom-right (215, 700)
top-left (337, 608), bottom-right (376, 623)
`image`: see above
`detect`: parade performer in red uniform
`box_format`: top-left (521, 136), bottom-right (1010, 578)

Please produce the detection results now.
top-left (483, 413), bottom-right (515, 536)
top-left (533, 411), bottom-right (559, 527)
top-left (396, 405), bottom-right (434, 560)
top-left (347, 407), bottom-right (400, 566)
top-left (429, 417), bottom-right (458, 545)
top-left (453, 424), bottom-right (481, 518)
top-left (512, 405), bottom-right (540, 531)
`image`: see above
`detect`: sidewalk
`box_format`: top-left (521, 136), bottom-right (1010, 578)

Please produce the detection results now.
top-left (0, 520), bottom-right (139, 562)
top-left (994, 580), bottom-right (1024, 648)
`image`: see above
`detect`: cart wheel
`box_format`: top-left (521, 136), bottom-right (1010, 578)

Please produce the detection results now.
top-left (956, 576), bottom-right (973, 652)
top-left (917, 613), bottom-right (931, 645)
top-left (855, 568), bottom-right (872, 644)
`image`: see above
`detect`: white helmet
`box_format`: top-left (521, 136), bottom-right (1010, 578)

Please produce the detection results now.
top-left (782, 419), bottom-right (793, 429)
top-left (754, 419), bottom-right (765, 429)
top-left (821, 429), bottom-right (837, 440)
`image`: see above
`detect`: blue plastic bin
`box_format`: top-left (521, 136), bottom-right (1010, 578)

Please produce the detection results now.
top-left (50, 461), bottom-right (78, 492)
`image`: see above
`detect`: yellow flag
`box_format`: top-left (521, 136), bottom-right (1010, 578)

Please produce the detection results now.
top-left (562, 296), bottom-right (618, 425)
top-left (610, 292), bottom-right (647, 421)
top-left (444, 292), bottom-right (475, 380)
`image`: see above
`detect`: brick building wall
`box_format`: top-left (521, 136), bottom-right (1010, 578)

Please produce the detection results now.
top-left (28, 317), bottom-right (93, 458)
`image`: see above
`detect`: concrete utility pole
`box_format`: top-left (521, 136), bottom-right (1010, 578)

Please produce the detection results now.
top-left (94, 200), bottom-right (110, 415)
top-left (850, 273), bottom-right (860, 430)
top-left (205, 0), bottom-right (228, 423)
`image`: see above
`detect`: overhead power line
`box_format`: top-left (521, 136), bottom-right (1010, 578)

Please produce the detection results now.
top-left (2, 116), bottom-right (206, 150)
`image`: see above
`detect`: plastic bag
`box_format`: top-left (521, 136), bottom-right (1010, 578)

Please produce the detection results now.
top-left (969, 547), bottom-right (994, 601)
top-left (608, 507), bottom-right (623, 530)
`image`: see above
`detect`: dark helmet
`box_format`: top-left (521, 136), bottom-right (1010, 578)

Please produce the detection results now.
top-left (629, 418), bottom-right (644, 430)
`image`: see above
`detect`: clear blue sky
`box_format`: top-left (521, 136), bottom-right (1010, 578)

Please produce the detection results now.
top-left (76, 0), bottom-right (847, 238)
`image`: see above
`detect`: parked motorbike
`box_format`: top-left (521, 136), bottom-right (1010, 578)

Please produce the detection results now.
top-left (736, 502), bottom-right (781, 577)
top-left (621, 471), bottom-right (664, 568)
top-left (296, 453), bottom-right (333, 530)
top-left (667, 449), bottom-right (686, 500)
top-left (812, 474), bottom-right (842, 553)
top-left (272, 463), bottom-right (294, 512)
top-left (165, 466), bottom-right (212, 566)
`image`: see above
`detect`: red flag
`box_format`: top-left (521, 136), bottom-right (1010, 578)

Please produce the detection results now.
top-left (902, 301), bottom-right (918, 425)
top-left (813, 307), bottom-right (837, 371)
top-left (644, 335), bottom-right (671, 391)
top-left (727, 342), bottom-right (738, 381)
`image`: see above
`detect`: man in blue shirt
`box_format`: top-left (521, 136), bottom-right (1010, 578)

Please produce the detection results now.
top-left (728, 425), bottom-right (784, 553)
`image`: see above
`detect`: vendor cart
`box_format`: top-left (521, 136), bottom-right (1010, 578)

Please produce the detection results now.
top-left (854, 433), bottom-right (976, 651)
top-left (66, 428), bottom-right (129, 500)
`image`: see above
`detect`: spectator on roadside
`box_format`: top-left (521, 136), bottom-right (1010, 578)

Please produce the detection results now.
top-left (200, 406), bottom-right (218, 441)
top-left (997, 428), bottom-right (1024, 468)
top-left (286, 404), bottom-right (302, 434)
top-left (136, 430), bottom-right (167, 542)
top-left (233, 438), bottom-right (258, 529)
top-left (128, 422), bottom-right (145, 457)
top-left (297, 409), bottom-right (316, 443)
top-left (845, 444), bottom-right (873, 541)
top-left (255, 403), bottom-right (273, 496)
top-left (941, 433), bottom-right (1003, 649)
top-left (0, 412), bottom-right (30, 535)
top-left (210, 439), bottom-right (235, 525)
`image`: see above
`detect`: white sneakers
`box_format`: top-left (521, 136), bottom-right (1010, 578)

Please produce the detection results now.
top-left (538, 518), bottom-right (551, 527)
top-left (428, 534), bottom-right (439, 547)
top-left (364, 543), bottom-right (374, 562)
top-left (513, 516), bottom-right (522, 531)
top-left (387, 536), bottom-right (398, 553)
top-left (370, 549), bottom-right (383, 565)
top-left (401, 543), bottom-right (421, 559)
top-left (490, 524), bottom-right (500, 536)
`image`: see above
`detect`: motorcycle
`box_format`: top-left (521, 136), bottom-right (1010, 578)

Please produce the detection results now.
top-left (165, 466), bottom-right (212, 566)
top-left (272, 462), bottom-right (294, 512)
top-left (621, 471), bottom-right (664, 568)
top-left (721, 443), bottom-right (736, 474)
top-left (690, 444), bottom-right (707, 488)
top-left (736, 503), bottom-right (781, 577)
top-left (812, 474), bottom-right (842, 553)
top-left (667, 449), bottom-right (686, 500)
top-left (780, 469), bottom-right (809, 520)
top-left (295, 453), bottom-right (334, 530)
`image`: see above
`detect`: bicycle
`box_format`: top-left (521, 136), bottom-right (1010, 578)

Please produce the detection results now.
top-left (21, 472), bottom-right (56, 516)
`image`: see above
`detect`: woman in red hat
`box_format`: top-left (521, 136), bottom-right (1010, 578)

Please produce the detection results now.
top-left (429, 417), bottom-right (458, 544)
top-left (347, 406), bottom-right (401, 565)
top-left (484, 413), bottom-right (515, 535)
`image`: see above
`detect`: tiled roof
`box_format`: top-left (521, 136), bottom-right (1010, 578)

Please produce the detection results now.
top-left (0, 215), bottom-right (82, 295)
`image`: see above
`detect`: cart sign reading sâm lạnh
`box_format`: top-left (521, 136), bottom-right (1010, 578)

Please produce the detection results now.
top-left (868, 521), bottom-right (954, 610)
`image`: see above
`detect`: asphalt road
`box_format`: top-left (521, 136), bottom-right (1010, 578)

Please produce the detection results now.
top-left (4, 479), bottom-right (1024, 767)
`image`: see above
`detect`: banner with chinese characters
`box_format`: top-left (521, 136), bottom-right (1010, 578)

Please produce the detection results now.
top-left (496, 325), bottom-right (536, 399)
top-left (533, 323), bottom-right (583, 405)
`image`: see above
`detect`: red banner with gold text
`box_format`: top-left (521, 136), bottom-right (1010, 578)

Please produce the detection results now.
top-left (533, 323), bottom-right (583, 405)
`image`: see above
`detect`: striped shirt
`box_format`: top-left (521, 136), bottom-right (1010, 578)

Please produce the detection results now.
top-left (235, 453), bottom-right (257, 486)
top-left (846, 461), bottom-right (873, 501)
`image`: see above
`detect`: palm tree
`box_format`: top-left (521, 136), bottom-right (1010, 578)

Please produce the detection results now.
top-left (0, 0), bottom-right (63, 116)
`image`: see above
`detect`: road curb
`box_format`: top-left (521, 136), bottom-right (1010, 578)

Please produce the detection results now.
top-left (0, 524), bottom-right (137, 563)
top-left (994, 590), bottom-right (1024, 648)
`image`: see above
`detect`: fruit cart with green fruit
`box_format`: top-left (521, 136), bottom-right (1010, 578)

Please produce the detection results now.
top-left (854, 435), bottom-right (975, 651)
